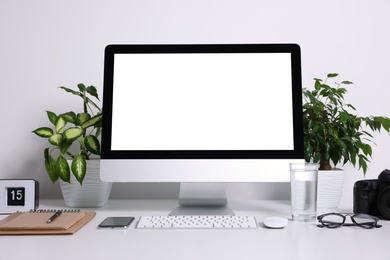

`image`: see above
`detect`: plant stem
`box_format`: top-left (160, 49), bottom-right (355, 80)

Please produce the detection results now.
top-left (319, 155), bottom-right (332, 170)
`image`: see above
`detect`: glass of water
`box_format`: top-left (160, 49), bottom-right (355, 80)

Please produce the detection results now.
top-left (290, 163), bottom-right (319, 221)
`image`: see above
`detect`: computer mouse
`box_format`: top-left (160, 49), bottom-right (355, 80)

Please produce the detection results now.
top-left (262, 216), bottom-right (288, 229)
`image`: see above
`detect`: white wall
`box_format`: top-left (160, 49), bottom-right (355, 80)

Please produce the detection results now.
top-left (1, 0), bottom-right (389, 207)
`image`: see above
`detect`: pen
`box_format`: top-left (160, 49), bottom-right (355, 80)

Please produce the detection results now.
top-left (47, 211), bottom-right (62, 223)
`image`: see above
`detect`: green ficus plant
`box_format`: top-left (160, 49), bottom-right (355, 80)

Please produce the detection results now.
top-left (303, 73), bottom-right (390, 174)
top-left (33, 84), bottom-right (102, 185)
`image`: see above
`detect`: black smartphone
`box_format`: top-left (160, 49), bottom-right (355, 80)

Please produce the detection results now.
top-left (97, 217), bottom-right (135, 229)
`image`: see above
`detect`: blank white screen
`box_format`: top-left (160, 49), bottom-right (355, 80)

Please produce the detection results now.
top-left (111, 53), bottom-right (294, 151)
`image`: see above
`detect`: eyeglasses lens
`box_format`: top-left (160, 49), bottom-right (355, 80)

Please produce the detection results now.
top-left (321, 214), bottom-right (344, 228)
top-left (353, 214), bottom-right (377, 228)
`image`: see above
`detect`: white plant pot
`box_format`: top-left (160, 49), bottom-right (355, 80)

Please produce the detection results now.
top-left (60, 160), bottom-right (112, 208)
top-left (317, 169), bottom-right (345, 209)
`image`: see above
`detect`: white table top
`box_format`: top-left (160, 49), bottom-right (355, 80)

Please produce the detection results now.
top-left (1, 200), bottom-right (388, 260)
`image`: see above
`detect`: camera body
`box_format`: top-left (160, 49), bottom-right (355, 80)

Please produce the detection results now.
top-left (354, 169), bottom-right (390, 220)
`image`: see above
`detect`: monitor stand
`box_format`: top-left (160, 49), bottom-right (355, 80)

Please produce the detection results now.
top-left (169, 183), bottom-right (235, 216)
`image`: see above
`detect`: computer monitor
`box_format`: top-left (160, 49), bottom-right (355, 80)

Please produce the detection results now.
top-left (100, 44), bottom-right (304, 215)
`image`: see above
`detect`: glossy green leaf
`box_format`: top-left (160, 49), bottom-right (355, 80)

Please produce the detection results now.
top-left (341, 81), bottom-right (353, 85)
top-left (63, 127), bottom-right (83, 141)
top-left (48, 133), bottom-right (63, 145)
top-left (81, 114), bottom-right (102, 129)
top-left (59, 86), bottom-right (79, 96)
top-left (358, 156), bottom-right (368, 174)
top-left (84, 135), bottom-right (100, 155)
top-left (314, 80), bottom-right (321, 91)
top-left (55, 116), bottom-right (67, 133)
top-left (363, 144), bottom-right (373, 156)
top-left (44, 148), bottom-right (58, 183)
top-left (77, 83), bottom-right (86, 92)
top-left (46, 111), bottom-right (57, 125)
top-left (76, 113), bottom-right (91, 126)
top-left (71, 154), bottom-right (86, 185)
top-left (59, 139), bottom-right (73, 155)
top-left (86, 85), bottom-right (100, 100)
top-left (56, 156), bottom-right (70, 183)
top-left (32, 127), bottom-right (53, 138)
top-left (60, 112), bottom-right (76, 123)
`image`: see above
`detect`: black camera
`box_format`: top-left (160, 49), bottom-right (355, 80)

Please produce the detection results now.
top-left (353, 169), bottom-right (390, 220)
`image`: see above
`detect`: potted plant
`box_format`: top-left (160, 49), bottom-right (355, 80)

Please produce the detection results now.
top-left (302, 73), bottom-right (390, 208)
top-left (33, 84), bottom-right (111, 207)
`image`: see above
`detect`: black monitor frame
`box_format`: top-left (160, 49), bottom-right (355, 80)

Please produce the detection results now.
top-left (101, 44), bottom-right (303, 160)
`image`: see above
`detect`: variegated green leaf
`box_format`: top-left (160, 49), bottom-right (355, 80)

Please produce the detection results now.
top-left (59, 139), bottom-right (72, 155)
top-left (71, 154), bottom-right (86, 185)
top-left (76, 113), bottom-right (91, 126)
top-left (63, 127), bottom-right (83, 141)
top-left (44, 148), bottom-right (58, 183)
top-left (55, 116), bottom-right (67, 133)
top-left (81, 114), bottom-right (102, 129)
top-left (48, 134), bottom-right (63, 146)
top-left (84, 135), bottom-right (100, 155)
top-left (32, 127), bottom-right (53, 138)
top-left (60, 112), bottom-right (76, 123)
top-left (46, 111), bottom-right (57, 125)
top-left (56, 156), bottom-right (70, 183)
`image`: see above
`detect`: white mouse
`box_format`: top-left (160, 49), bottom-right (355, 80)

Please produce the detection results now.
top-left (262, 216), bottom-right (288, 229)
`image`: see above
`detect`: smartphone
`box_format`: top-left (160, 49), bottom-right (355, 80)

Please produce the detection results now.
top-left (97, 217), bottom-right (135, 229)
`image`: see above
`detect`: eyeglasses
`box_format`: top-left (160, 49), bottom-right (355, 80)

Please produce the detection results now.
top-left (317, 213), bottom-right (382, 229)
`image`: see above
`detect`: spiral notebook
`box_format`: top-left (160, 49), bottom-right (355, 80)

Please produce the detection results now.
top-left (0, 209), bottom-right (96, 235)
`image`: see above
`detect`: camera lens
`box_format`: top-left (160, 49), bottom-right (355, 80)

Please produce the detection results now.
top-left (377, 186), bottom-right (390, 220)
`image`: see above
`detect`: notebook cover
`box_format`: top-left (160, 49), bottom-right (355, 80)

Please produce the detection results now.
top-left (0, 211), bottom-right (85, 230)
top-left (0, 211), bottom-right (96, 235)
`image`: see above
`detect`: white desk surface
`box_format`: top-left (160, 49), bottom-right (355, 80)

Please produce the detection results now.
top-left (1, 199), bottom-right (388, 260)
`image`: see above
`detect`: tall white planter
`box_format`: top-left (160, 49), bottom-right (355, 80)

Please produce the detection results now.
top-left (60, 160), bottom-right (112, 208)
top-left (317, 169), bottom-right (345, 209)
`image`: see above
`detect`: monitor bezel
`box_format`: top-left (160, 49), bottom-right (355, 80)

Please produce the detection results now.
top-left (101, 44), bottom-right (303, 160)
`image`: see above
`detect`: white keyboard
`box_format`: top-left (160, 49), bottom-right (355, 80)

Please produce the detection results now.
top-left (137, 215), bottom-right (258, 229)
